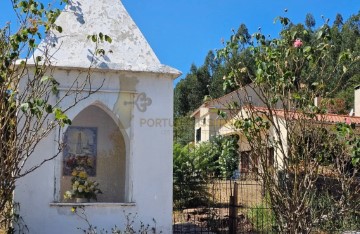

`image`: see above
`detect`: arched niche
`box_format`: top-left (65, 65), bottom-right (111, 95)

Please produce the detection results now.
top-left (60, 105), bottom-right (126, 202)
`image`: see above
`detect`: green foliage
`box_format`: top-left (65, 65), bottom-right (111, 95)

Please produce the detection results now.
top-left (211, 135), bottom-right (240, 178)
top-left (0, 0), bottom-right (75, 129)
top-left (1, 0), bottom-right (70, 227)
top-left (305, 13), bottom-right (316, 29)
top-left (174, 61), bottom-right (211, 117)
top-left (294, 127), bottom-right (346, 166)
top-left (1, 0), bottom-right (111, 230)
top-left (311, 191), bottom-right (360, 232)
top-left (336, 123), bottom-right (360, 167)
top-left (173, 135), bottom-right (240, 208)
top-left (173, 143), bottom-right (212, 208)
top-left (174, 24), bottom-right (255, 117)
top-left (217, 11), bottom-right (360, 233)
top-left (173, 116), bottom-right (195, 145)
top-left (218, 12), bottom-right (359, 114)
top-left (333, 14), bottom-right (344, 28)
top-left (175, 9), bottom-right (359, 233)
top-left (0, 1), bottom-right (57, 230)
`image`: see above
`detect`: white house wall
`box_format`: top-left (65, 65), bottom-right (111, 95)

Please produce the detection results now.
top-left (269, 118), bottom-right (287, 170)
top-left (194, 109), bottom-right (210, 142)
top-left (355, 86), bottom-right (360, 117)
top-left (15, 69), bottom-right (174, 233)
top-left (131, 73), bottom-right (174, 232)
top-left (194, 108), bottom-right (220, 142)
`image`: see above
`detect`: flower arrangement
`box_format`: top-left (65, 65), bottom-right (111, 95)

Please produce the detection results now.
top-left (64, 169), bottom-right (102, 201)
top-left (64, 155), bottom-right (96, 176)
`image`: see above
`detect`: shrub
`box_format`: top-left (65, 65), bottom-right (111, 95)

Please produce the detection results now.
top-left (173, 143), bottom-right (212, 208)
top-left (173, 135), bottom-right (240, 208)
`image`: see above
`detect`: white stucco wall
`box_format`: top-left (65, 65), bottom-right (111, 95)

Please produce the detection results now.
top-left (194, 109), bottom-right (211, 143)
top-left (355, 87), bottom-right (360, 117)
top-left (14, 69), bottom-right (174, 233)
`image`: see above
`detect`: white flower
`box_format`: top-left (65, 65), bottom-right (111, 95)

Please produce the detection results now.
top-left (64, 191), bottom-right (73, 199)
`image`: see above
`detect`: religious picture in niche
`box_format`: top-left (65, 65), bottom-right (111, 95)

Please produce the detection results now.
top-left (63, 127), bottom-right (97, 176)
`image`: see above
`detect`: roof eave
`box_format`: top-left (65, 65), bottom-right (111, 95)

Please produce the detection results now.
top-left (21, 60), bottom-right (182, 79)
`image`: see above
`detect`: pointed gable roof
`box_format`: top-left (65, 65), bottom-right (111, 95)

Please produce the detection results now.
top-left (33, 0), bottom-right (181, 78)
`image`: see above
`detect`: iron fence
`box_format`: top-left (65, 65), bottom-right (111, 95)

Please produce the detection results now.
top-left (173, 175), bottom-right (273, 233)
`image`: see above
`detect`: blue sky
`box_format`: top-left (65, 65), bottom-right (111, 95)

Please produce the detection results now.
top-left (1, 0), bottom-right (359, 84)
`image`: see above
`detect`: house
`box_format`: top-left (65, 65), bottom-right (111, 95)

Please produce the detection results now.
top-left (191, 85), bottom-right (360, 173)
top-left (191, 84), bottom-right (266, 143)
top-left (14, 0), bottom-right (180, 233)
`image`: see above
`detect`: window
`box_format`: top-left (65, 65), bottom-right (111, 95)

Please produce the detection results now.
top-left (60, 105), bottom-right (126, 202)
top-left (196, 128), bottom-right (201, 142)
top-left (241, 96), bottom-right (253, 106)
top-left (240, 151), bottom-right (250, 172)
top-left (247, 96), bottom-right (252, 103)
top-left (240, 151), bottom-right (258, 174)
top-left (267, 147), bottom-right (275, 167)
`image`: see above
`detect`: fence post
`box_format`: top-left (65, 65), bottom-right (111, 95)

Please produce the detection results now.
top-left (229, 182), bottom-right (238, 233)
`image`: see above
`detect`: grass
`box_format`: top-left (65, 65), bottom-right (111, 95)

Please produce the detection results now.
top-left (247, 201), bottom-right (275, 232)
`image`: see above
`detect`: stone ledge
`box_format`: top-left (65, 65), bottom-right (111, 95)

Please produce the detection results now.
top-left (49, 202), bottom-right (136, 207)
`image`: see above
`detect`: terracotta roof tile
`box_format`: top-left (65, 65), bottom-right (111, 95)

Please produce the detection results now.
top-left (247, 106), bottom-right (360, 125)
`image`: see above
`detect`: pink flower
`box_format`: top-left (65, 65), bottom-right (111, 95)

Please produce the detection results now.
top-left (345, 117), bottom-right (351, 125)
top-left (293, 39), bottom-right (303, 48)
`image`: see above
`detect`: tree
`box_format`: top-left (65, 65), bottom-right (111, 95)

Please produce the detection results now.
top-left (218, 23), bottom-right (255, 92)
top-left (204, 50), bottom-right (218, 76)
top-left (173, 23), bottom-right (256, 118)
top-left (173, 116), bottom-right (195, 145)
top-left (173, 142), bottom-right (213, 208)
top-left (305, 13), bottom-right (316, 29)
top-left (330, 12), bottom-right (360, 110)
top-left (0, 0), bottom-right (107, 230)
top-left (218, 15), bottom-right (360, 233)
top-left (235, 23), bottom-right (251, 46)
top-left (334, 13), bottom-right (344, 28)
top-left (174, 54), bottom-right (214, 117)
top-left (174, 78), bottom-right (191, 117)
top-left (213, 135), bottom-right (239, 178)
